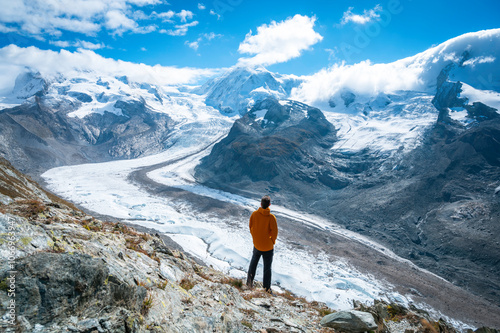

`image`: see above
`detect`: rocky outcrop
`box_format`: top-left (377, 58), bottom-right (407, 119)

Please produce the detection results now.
top-left (16, 252), bottom-right (147, 326)
top-left (195, 98), bottom-right (346, 199)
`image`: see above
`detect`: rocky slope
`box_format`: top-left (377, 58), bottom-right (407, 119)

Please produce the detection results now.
top-left (0, 96), bottom-right (173, 176)
top-left (2, 154), bottom-right (497, 332)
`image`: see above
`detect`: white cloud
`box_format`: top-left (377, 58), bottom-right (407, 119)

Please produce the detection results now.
top-left (237, 14), bottom-right (323, 67)
top-left (185, 32), bottom-right (222, 51)
top-left (153, 10), bottom-right (176, 22)
top-left (160, 21), bottom-right (199, 36)
top-left (0, 0), bottom-right (178, 37)
top-left (0, 23), bottom-right (20, 33)
top-left (50, 40), bottom-right (107, 50)
top-left (209, 9), bottom-right (221, 20)
top-left (77, 40), bottom-right (107, 50)
top-left (325, 48), bottom-right (336, 61)
top-left (185, 40), bottom-right (199, 51)
top-left (50, 40), bottom-right (71, 48)
top-left (105, 10), bottom-right (139, 35)
top-left (0, 44), bottom-right (221, 94)
top-left (340, 5), bottom-right (383, 25)
top-left (291, 60), bottom-right (424, 108)
top-left (462, 56), bottom-right (496, 67)
top-left (177, 10), bottom-right (194, 23)
top-left (291, 29), bottom-right (500, 109)
top-left (198, 3), bottom-right (206, 10)
top-left (205, 32), bottom-right (221, 40)
top-left (140, 47), bottom-right (147, 51)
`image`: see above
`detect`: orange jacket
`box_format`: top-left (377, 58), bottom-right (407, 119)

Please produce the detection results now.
top-left (249, 207), bottom-right (278, 252)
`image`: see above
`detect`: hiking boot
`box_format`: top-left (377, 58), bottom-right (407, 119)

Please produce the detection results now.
top-left (265, 288), bottom-right (274, 296)
top-left (246, 279), bottom-right (253, 290)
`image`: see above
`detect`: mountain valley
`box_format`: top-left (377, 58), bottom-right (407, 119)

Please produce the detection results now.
top-left (1, 29), bottom-right (500, 330)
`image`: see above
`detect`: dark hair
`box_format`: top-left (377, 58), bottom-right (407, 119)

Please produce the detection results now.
top-left (261, 195), bottom-right (271, 209)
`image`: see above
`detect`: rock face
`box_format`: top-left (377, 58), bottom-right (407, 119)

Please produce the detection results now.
top-left (0, 97), bottom-right (173, 175)
top-left (16, 252), bottom-right (147, 326)
top-left (195, 98), bottom-right (343, 197)
top-left (320, 310), bottom-right (377, 332)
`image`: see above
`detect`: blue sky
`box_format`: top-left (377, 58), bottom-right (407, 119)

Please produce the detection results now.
top-left (0, 0), bottom-right (499, 75)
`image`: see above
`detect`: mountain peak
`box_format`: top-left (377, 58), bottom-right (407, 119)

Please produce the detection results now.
top-left (12, 70), bottom-right (48, 99)
top-left (201, 65), bottom-right (301, 115)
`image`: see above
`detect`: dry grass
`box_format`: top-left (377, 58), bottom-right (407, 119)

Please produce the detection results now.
top-left (421, 319), bottom-right (439, 333)
top-left (241, 320), bottom-right (253, 329)
top-left (82, 219), bottom-right (102, 232)
top-left (318, 307), bottom-right (334, 317)
top-left (240, 308), bottom-right (257, 318)
top-left (125, 238), bottom-right (151, 257)
top-left (179, 277), bottom-right (196, 291)
top-left (136, 280), bottom-right (152, 290)
top-left (16, 199), bottom-right (46, 218)
top-left (221, 277), bottom-right (244, 290)
top-left (141, 294), bottom-right (154, 316)
top-left (242, 289), bottom-right (269, 301)
top-left (281, 290), bottom-right (307, 303)
top-left (157, 280), bottom-right (168, 290)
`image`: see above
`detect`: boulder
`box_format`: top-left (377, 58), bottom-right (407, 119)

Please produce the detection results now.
top-left (320, 310), bottom-right (378, 332)
top-left (14, 252), bottom-right (146, 326)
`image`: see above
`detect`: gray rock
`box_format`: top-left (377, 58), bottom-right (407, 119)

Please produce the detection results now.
top-left (341, 91), bottom-right (356, 107)
top-left (320, 310), bottom-right (378, 332)
top-left (17, 316), bottom-right (32, 331)
top-left (77, 318), bottom-right (103, 332)
top-left (14, 252), bottom-right (146, 327)
top-left (15, 252), bottom-right (108, 324)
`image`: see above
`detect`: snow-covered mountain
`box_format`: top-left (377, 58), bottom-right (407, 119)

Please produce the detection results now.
top-left (292, 28), bottom-right (500, 111)
top-left (1, 29), bottom-right (499, 165)
top-left (0, 67), bottom-right (232, 174)
top-left (199, 65), bottom-right (302, 115)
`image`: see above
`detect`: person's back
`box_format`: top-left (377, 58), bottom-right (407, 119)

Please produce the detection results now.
top-left (247, 195), bottom-right (278, 293)
top-left (250, 206), bottom-right (277, 252)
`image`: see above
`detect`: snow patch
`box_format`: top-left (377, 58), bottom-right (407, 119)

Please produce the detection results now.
top-left (460, 83), bottom-right (500, 112)
top-left (448, 107), bottom-right (470, 124)
top-left (253, 108), bottom-right (268, 121)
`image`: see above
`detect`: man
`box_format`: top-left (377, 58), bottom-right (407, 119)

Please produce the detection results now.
top-left (246, 195), bottom-right (278, 294)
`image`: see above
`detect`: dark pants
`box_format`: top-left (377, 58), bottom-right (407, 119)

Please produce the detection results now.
top-left (247, 247), bottom-right (274, 291)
